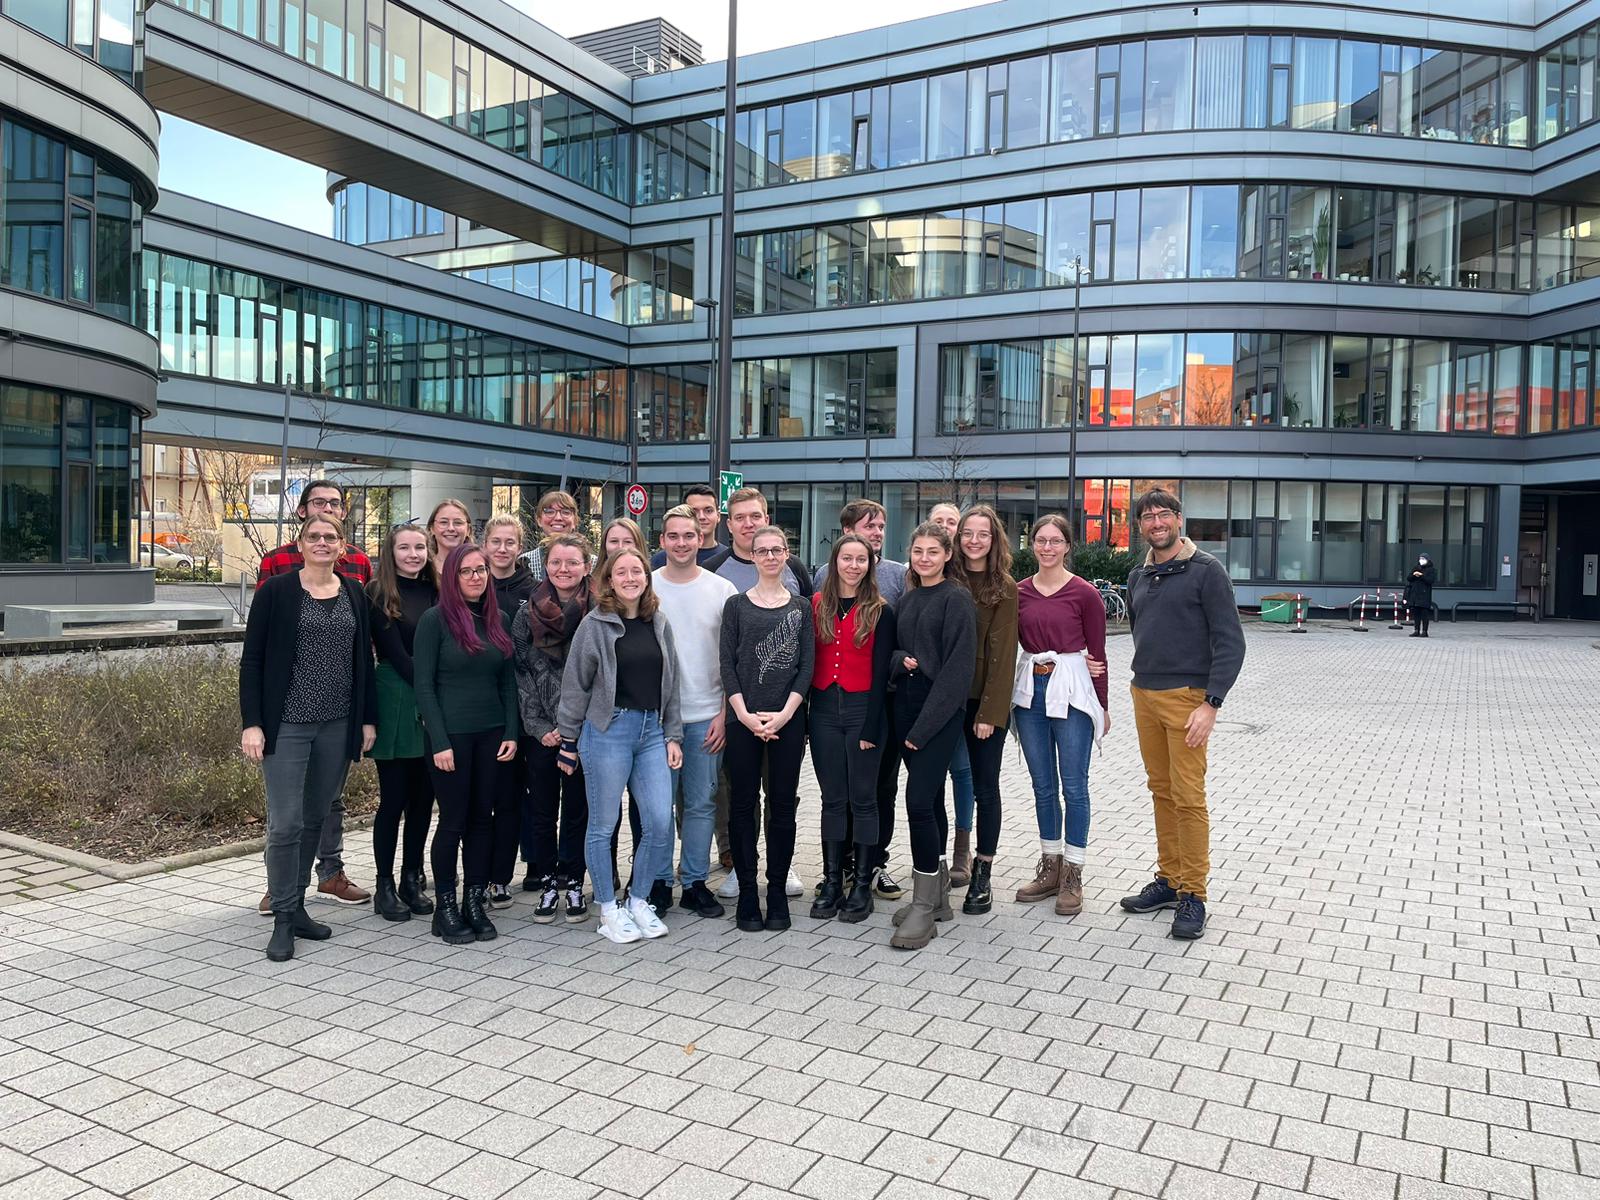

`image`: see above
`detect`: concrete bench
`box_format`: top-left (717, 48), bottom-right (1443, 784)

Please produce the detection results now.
top-left (3, 602), bottom-right (236, 639)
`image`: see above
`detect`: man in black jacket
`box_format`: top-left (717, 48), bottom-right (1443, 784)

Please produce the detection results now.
top-left (1119, 488), bottom-right (1245, 941)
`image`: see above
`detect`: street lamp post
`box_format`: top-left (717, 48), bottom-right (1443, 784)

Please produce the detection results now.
top-left (712, 0), bottom-right (738, 481)
top-left (1067, 256), bottom-right (1084, 536)
top-left (695, 297), bottom-right (719, 460)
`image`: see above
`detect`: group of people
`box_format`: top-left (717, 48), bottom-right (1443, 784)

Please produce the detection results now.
top-left (239, 478), bottom-right (1245, 963)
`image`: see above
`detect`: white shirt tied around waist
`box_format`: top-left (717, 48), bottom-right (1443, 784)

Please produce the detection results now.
top-left (1012, 649), bottom-right (1108, 747)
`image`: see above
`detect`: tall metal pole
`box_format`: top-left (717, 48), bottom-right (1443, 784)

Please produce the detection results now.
top-left (276, 373), bottom-right (292, 549)
top-left (713, 0), bottom-right (738, 480)
top-left (1067, 258), bottom-right (1082, 535)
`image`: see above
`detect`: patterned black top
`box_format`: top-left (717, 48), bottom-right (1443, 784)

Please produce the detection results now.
top-left (718, 593), bottom-right (815, 713)
top-left (281, 585), bottom-right (356, 724)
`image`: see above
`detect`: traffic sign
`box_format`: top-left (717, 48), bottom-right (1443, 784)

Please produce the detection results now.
top-left (625, 484), bottom-right (648, 516)
top-left (717, 469), bottom-right (744, 513)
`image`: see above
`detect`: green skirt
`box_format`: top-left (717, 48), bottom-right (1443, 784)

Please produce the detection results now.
top-left (371, 661), bottom-right (426, 760)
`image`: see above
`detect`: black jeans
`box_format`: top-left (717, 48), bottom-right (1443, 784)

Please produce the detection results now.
top-left (810, 687), bottom-right (882, 845)
top-left (1412, 607), bottom-right (1432, 635)
top-left (962, 699), bottom-right (1009, 859)
top-left (427, 730), bottom-right (507, 892)
top-left (724, 713), bottom-right (805, 896)
top-left (521, 736), bottom-right (588, 883)
top-left (896, 686), bottom-right (964, 874)
top-left (866, 689), bottom-right (901, 868)
top-left (373, 756), bottom-right (433, 877)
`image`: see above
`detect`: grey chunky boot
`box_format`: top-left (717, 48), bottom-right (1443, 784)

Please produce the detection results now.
top-left (890, 869), bottom-right (942, 950)
top-left (893, 858), bottom-right (953, 926)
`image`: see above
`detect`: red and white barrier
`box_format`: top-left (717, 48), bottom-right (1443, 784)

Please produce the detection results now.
top-left (1352, 592), bottom-right (1370, 632)
top-left (1290, 593), bottom-right (1308, 634)
top-left (1388, 589), bottom-right (1405, 630)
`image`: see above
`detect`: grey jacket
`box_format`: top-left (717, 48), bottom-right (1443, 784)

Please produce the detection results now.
top-left (1126, 537), bottom-right (1246, 702)
top-left (556, 608), bottom-right (684, 743)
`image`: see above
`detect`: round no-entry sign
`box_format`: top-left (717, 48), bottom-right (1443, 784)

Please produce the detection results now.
top-left (625, 484), bottom-right (648, 516)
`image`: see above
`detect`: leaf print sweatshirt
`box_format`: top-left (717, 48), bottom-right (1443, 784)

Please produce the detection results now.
top-left (719, 594), bottom-right (816, 713)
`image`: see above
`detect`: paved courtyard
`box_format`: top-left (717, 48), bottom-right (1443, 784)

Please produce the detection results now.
top-left (1, 623), bottom-right (1597, 1200)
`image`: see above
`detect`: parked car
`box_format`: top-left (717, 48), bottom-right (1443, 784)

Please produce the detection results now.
top-left (144, 542), bottom-right (196, 571)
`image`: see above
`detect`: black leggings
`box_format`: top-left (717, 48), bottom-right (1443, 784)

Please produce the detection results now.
top-left (867, 690), bottom-right (901, 868)
top-left (962, 699), bottom-right (1008, 859)
top-left (489, 742), bottom-right (526, 887)
top-left (1412, 608), bottom-right (1432, 635)
top-left (725, 714), bottom-right (805, 896)
top-left (373, 756), bottom-right (433, 877)
top-left (896, 698), bottom-right (965, 875)
top-left (427, 730), bottom-right (508, 891)
top-left (810, 687), bottom-right (881, 845)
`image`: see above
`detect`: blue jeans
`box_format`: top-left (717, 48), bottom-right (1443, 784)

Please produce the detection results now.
top-left (949, 738), bottom-right (976, 832)
top-left (1012, 675), bottom-right (1094, 848)
top-left (580, 710), bottom-right (674, 906)
top-left (673, 718), bottom-right (722, 886)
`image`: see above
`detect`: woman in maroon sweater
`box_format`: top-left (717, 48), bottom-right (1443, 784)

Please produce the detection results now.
top-left (1011, 514), bottom-right (1109, 918)
top-left (808, 534), bottom-right (896, 922)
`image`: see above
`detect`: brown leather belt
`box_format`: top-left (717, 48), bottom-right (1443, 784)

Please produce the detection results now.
top-left (1032, 662), bottom-right (1056, 676)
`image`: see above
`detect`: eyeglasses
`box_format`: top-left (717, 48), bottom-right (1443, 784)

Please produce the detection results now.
top-left (302, 532), bottom-right (342, 545)
top-left (305, 496), bottom-right (345, 511)
top-left (753, 546), bottom-right (788, 558)
top-left (540, 505), bottom-right (576, 517)
top-left (1138, 509), bottom-right (1178, 524)
top-left (458, 565), bottom-right (489, 578)
top-left (1033, 537), bottom-right (1068, 548)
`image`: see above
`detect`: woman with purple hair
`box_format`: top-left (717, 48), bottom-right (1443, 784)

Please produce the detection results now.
top-left (413, 543), bottom-right (519, 945)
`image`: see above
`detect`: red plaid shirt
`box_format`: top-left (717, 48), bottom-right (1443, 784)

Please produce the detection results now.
top-left (257, 543), bottom-right (373, 586)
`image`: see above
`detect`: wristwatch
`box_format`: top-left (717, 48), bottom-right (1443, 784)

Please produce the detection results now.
top-left (1205, 694), bottom-right (1223, 710)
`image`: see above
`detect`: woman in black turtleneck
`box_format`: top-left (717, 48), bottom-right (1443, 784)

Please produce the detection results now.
top-left (367, 524), bottom-right (439, 921)
top-left (484, 514), bottom-right (535, 906)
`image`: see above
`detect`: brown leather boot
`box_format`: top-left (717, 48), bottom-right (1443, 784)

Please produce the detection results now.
top-left (949, 829), bottom-right (972, 888)
top-left (1015, 854), bottom-right (1062, 904)
top-left (1055, 862), bottom-right (1083, 916)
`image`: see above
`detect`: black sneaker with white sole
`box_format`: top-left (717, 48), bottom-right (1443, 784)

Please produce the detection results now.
top-left (872, 867), bottom-right (904, 901)
top-left (564, 883), bottom-right (589, 923)
top-left (532, 878), bottom-right (561, 924)
top-left (488, 883), bottom-right (513, 909)
top-left (1170, 894), bottom-right (1207, 940)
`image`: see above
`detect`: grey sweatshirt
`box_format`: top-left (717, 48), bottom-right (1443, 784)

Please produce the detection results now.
top-left (1126, 537), bottom-right (1246, 701)
top-left (556, 608), bottom-right (684, 743)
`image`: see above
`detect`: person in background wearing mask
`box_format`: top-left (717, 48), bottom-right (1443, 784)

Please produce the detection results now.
top-left (1119, 489), bottom-right (1245, 942)
top-left (1406, 555), bottom-right (1437, 637)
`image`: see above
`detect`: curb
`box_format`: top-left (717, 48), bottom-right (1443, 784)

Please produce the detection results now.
top-left (0, 814), bottom-right (378, 881)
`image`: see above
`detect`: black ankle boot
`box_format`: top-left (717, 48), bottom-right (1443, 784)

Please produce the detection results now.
top-left (811, 841), bottom-right (845, 920)
top-left (963, 857), bottom-right (994, 915)
top-left (736, 889), bottom-right (764, 932)
top-left (291, 903), bottom-right (331, 940)
top-left (431, 889), bottom-right (475, 944)
top-left (462, 885), bottom-right (498, 942)
top-left (840, 842), bottom-right (876, 923)
top-left (398, 867), bottom-right (434, 915)
top-left (765, 883), bottom-right (791, 932)
top-left (266, 913), bottom-right (295, 962)
top-left (374, 875), bottom-right (411, 922)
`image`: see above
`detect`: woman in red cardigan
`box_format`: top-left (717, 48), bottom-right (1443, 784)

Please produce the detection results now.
top-left (807, 534), bottom-right (897, 922)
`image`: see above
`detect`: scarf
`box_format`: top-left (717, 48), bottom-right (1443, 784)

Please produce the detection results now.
top-left (525, 576), bottom-right (590, 666)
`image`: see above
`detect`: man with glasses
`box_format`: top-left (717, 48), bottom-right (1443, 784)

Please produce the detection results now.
top-left (1119, 489), bottom-right (1245, 940)
top-left (651, 484), bottom-right (725, 568)
top-left (256, 479), bottom-right (372, 586)
top-left (255, 478), bottom-right (372, 911)
top-left (520, 489), bottom-right (583, 581)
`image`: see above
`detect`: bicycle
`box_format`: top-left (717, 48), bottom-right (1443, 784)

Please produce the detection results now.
top-left (1095, 579), bottom-right (1129, 623)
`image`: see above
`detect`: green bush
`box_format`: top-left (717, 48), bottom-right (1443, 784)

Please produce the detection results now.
top-left (1009, 542), bottom-right (1135, 583)
top-left (1010, 545), bottom-right (1037, 580)
top-left (0, 648), bottom-right (375, 857)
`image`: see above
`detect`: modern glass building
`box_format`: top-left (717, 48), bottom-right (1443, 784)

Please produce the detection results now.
top-left (5, 0), bottom-right (1600, 619)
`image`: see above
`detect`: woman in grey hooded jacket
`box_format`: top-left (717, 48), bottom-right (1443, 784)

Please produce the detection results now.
top-left (557, 546), bottom-right (683, 945)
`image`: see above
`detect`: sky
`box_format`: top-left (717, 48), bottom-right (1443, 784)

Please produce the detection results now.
top-left (155, 0), bottom-right (981, 234)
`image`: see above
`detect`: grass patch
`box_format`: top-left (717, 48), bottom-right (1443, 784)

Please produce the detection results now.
top-left (0, 647), bottom-right (376, 862)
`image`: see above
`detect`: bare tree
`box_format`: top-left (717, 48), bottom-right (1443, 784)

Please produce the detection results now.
top-left (920, 429), bottom-right (985, 512)
top-left (1186, 367), bottom-right (1234, 427)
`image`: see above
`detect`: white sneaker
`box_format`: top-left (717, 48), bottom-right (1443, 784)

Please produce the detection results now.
top-left (785, 868), bottom-right (804, 897)
top-left (597, 905), bottom-right (642, 944)
top-left (627, 896), bottom-right (669, 938)
top-left (716, 868), bottom-right (740, 900)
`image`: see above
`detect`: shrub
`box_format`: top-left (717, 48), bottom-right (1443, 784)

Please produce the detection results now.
top-left (1008, 542), bottom-right (1135, 583)
top-left (0, 647), bottom-right (376, 859)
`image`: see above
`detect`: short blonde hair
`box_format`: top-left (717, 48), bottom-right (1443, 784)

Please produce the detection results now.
top-left (662, 504), bottom-right (697, 530)
top-left (725, 487), bottom-right (767, 515)
top-left (482, 513), bottom-right (526, 547)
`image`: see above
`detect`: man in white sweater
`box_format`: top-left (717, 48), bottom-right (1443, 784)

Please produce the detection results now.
top-left (653, 505), bottom-right (739, 917)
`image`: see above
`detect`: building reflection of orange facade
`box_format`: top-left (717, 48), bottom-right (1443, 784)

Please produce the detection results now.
top-left (1082, 480), bottom-right (1131, 548)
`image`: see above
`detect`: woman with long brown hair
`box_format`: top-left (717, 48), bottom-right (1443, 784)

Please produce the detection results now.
top-left (948, 505), bottom-right (1019, 915)
top-left (366, 523), bottom-right (437, 921)
top-left (426, 498), bottom-right (473, 577)
top-left (808, 533), bottom-right (896, 922)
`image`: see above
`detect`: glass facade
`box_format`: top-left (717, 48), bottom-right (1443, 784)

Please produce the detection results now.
top-left (730, 184), bottom-right (1599, 317)
top-left (158, 0), bottom-right (631, 201)
top-left (0, 116), bottom-right (143, 324)
top-left (1537, 20), bottom-right (1600, 142)
top-left (940, 331), bottom-right (1584, 438)
top-left (331, 180), bottom-right (444, 242)
top-left (0, 384), bottom-right (138, 566)
top-left (2, 0), bottom-right (143, 88)
top-left (634, 33), bottom-right (1532, 205)
top-left (140, 248), bottom-right (631, 440)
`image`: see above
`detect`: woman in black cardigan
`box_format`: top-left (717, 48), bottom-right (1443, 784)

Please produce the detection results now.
top-left (241, 515), bottom-right (377, 963)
